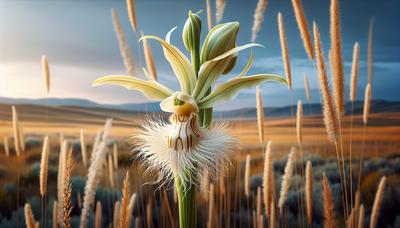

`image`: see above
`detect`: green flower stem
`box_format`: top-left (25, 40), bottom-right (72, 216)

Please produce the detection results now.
top-left (175, 173), bottom-right (197, 228)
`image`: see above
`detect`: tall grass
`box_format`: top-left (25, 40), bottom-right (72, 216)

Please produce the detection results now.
top-left (278, 12), bottom-right (292, 90)
top-left (367, 18), bottom-right (374, 84)
top-left (251, 0), bottom-right (268, 42)
top-left (370, 176), bottom-right (386, 228)
top-left (215, 0), bottom-right (226, 24)
top-left (290, 0), bottom-right (314, 60)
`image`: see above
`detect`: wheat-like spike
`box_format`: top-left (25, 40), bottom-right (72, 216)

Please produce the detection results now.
top-left (12, 106), bottom-right (22, 156)
top-left (40, 136), bottom-right (50, 196)
top-left (313, 22), bottom-right (339, 143)
top-left (63, 151), bottom-right (74, 228)
top-left (278, 12), bottom-right (292, 90)
top-left (330, 0), bottom-right (345, 115)
top-left (322, 173), bottom-right (335, 228)
top-left (350, 42), bottom-right (360, 102)
top-left (278, 147), bottom-right (295, 213)
top-left (42, 55), bottom-right (50, 94)
top-left (256, 86), bottom-right (265, 144)
top-left (24, 203), bottom-right (37, 228)
top-left (251, 0), bottom-right (268, 42)
top-left (202, 169), bottom-right (210, 202)
top-left (215, 0), bottom-right (226, 24)
top-left (3, 136), bottom-right (10, 157)
top-left (367, 18), bottom-right (374, 84)
top-left (256, 187), bottom-right (262, 217)
top-left (114, 201), bottom-right (121, 228)
top-left (120, 172), bottom-right (130, 228)
top-left (263, 141), bottom-right (274, 217)
top-left (80, 129), bottom-right (88, 168)
top-left (18, 123), bottom-right (25, 151)
top-left (111, 8), bottom-right (136, 76)
top-left (206, 0), bottom-right (213, 31)
top-left (80, 119), bottom-right (113, 228)
top-left (95, 201), bottom-right (102, 228)
top-left (370, 176), bottom-right (386, 228)
top-left (141, 31), bottom-right (158, 80)
top-left (358, 204), bottom-right (364, 228)
top-left (291, 0), bottom-right (314, 60)
top-left (126, 193), bottom-right (137, 228)
top-left (296, 100), bottom-right (303, 145)
top-left (57, 140), bottom-right (68, 225)
top-left (244, 154), bottom-right (251, 197)
top-left (126, 0), bottom-right (137, 32)
top-left (53, 201), bottom-right (58, 228)
top-left (305, 160), bottom-right (313, 224)
top-left (270, 201), bottom-right (275, 228)
top-left (91, 129), bottom-right (101, 162)
top-left (363, 83), bottom-right (372, 126)
top-left (304, 73), bottom-right (312, 102)
top-left (113, 142), bottom-right (119, 170)
top-left (108, 154), bottom-right (115, 188)
top-left (207, 184), bottom-right (215, 228)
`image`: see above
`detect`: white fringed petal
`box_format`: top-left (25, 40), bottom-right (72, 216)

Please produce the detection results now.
top-left (132, 114), bottom-right (236, 184)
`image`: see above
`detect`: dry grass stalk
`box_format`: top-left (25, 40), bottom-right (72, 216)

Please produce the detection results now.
top-left (80, 129), bottom-right (88, 168)
top-left (113, 142), bottom-right (119, 170)
top-left (146, 200), bottom-right (152, 228)
top-left (322, 173), bottom-right (335, 228)
top-left (278, 13), bottom-right (292, 90)
top-left (42, 55), bottom-right (50, 94)
top-left (313, 22), bottom-right (339, 143)
top-left (63, 151), bottom-right (74, 228)
top-left (370, 176), bottom-right (386, 228)
top-left (347, 209), bottom-right (355, 228)
top-left (141, 31), bottom-right (158, 80)
top-left (244, 154), bottom-right (251, 197)
top-left (263, 141), bottom-right (274, 217)
top-left (269, 201), bottom-right (275, 228)
top-left (91, 129), bottom-right (101, 162)
top-left (134, 217), bottom-right (140, 228)
top-left (291, 0), bottom-right (314, 60)
top-left (95, 201), bottom-right (102, 228)
top-left (367, 18), bottom-right (374, 84)
top-left (80, 119), bottom-right (113, 228)
top-left (258, 214), bottom-right (264, 228)
top-left (108, 154), bottom-right (115, 188)
top-left (126, 193), bottom-right (137, 228)
top-left (363, 83), bottom-right (372, 125)
top-left (3, 137), bottom-right (10, 157)
top-left (207, 184), bottom-right (215, 228)
top-left (219, 171), bottom-right (226, 195)
top-left (296, 100), bottom-right (303, 145)
top-left (120, 172), bottom-right (130, 228)
top-left (215, 0), bottom-right (226, 24)
top-left (40, 136), bottom-right (50, 196)
top-left (256, 187), bottom-right (262, 217)
top-left (350, 42), bottom-right (360, 102)
top-left (57, 140), bottom-right (68, 225)
top-left (206, 0), bottom-right (213, 30)
top-left (251, 0), bottom-right (268, 42)
top-left (278, 147), bottom-right (295, 213)
top-left (24, 203), bottom-right (37, 228)
top-left (111, 8), bottom-right (136, 76)
top-left (256, 86), bottom-right (265, 144)
top-left (18, 123), bottom-right (25, 151)
top-left (53, 201), bottom-right (58, 228)
top-left (304, 74), bottom-right (311, 102)
top-left (114, 201), bottom-right (121, 228)
top-left (12, 106), bottom-right (22, 156)
top-left (330, 0), bottom-right (345, 115)
top-left (126, 0), bottom-right (137, 32)
top-left (305, 160), bottom-right (313, 224)
top-left (202, 169), bottom-right (210, 202)
top-left (358, 204), bottom-right (364, 228)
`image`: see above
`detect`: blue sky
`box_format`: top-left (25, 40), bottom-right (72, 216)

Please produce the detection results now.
top-left (0, 0), bottom-right (399, 109)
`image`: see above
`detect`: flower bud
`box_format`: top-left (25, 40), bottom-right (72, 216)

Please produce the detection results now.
top-left (182, 11), bottom-right (202, 53)
top-left (200, 22), bottom-right (239, 63)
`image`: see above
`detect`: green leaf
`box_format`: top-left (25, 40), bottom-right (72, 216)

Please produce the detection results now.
top-left (198, 74), bottom-right (287, 108)
top-left (238, 51), bottom-right (254, 77)
top-left (92, 75), bottom-right (174, 101)
top-left (140, 35), bottom-right (196, 94)
top-left (192, 43), bottom-right (262, 100)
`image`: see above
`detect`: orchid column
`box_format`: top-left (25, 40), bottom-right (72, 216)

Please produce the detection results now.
top-left (93, 11), bottom-right (286, 228)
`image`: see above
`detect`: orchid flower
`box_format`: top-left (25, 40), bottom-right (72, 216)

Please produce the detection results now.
top-left (93, 11), bottom-right (286, 227)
